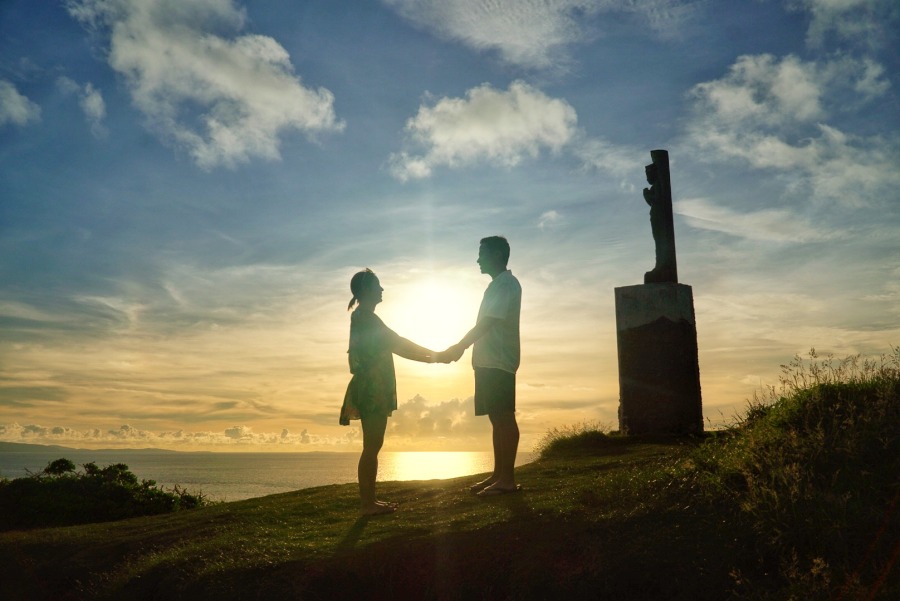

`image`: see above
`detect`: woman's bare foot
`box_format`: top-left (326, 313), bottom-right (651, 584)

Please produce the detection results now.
top-left (469, 476), bottom-right (497, 493)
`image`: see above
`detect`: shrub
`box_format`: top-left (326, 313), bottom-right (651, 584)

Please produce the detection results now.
top-left (687, 348), bottom-right (900, 600)
top-left (0, 459), bottom-right (210, 530)
top-left (535, 421), bottom-right (616, 458)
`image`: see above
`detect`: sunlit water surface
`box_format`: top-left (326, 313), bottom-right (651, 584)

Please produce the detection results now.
top-left (0, 449), bottom-right (534, 502)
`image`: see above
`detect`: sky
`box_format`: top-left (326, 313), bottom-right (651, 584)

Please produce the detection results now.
top-left (1, 0), bottom-right (898, 453)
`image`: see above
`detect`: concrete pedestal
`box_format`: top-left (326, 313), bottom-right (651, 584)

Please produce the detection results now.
top-left (615, 283), bottom-right (703, 435)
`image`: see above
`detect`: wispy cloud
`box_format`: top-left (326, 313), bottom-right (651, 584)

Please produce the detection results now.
top-left (383, 0), bottom-right (700, 69)
top-left (389, 81), bottom-right (578, 180)
top-left (383, 0), bottom-right (593, 69)
top-left (572, 135), bottom-right (643, 178)
top-left (0, 79), bottom-right (41, 127)
top-left (675, 198), bottom-right (833, 242)
top-left (67, 0), bottom-right (344, 169)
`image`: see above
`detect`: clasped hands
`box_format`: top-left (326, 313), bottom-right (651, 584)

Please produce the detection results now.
top-left (430, 343), bottom-right (465, 364)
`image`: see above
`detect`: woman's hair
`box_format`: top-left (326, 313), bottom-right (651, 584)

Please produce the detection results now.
top-left (347, 268), bottom-right (378, 311)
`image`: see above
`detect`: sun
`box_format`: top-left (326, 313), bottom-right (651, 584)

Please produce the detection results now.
top-left (379, 277), bottom-right (481, 351)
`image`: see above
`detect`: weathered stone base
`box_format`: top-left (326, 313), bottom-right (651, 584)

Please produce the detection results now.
top-left (615, 283), bottom-right (703, 435)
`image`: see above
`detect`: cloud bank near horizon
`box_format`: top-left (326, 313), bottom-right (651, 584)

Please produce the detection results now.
top-left (0, 394), bottom-right (494, 450)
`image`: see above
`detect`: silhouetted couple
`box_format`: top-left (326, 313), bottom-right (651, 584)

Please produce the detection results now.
top-left (340, 236), bottom-right (522, 515)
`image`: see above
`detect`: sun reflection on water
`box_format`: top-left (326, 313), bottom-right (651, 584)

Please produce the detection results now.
top-left (379, 452), bottom-right (487, 482)
top-left (378, 451), bottom-right (532, 482)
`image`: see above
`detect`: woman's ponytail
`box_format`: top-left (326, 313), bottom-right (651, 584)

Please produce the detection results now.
top-left (347, 268), bottom-right (376, 311)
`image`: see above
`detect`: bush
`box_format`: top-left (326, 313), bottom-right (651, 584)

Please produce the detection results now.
top-left (535, 421), bottom-right (617, 458)
top-left (686, 348), bottom-right (900, 600)
top-left (0, 459), bottom-right (210, 531)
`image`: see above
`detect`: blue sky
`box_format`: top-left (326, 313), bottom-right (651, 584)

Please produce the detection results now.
top-left (1, 0), bottom-right (898, 451)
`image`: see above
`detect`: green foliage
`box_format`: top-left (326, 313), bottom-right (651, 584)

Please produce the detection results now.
top-left (534, 420), bottom-right (617, 458)
top-left (685, 348), bottom-right (900, 600)
top-left (0, 459), bottom-right (210, 531)
top-left (43, 458), bottom-right (76, 476)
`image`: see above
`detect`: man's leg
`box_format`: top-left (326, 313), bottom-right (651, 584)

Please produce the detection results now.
top-left (469, 418), bottom-right (501, 492)
top-left (483, 411), bottom-right (519, 491)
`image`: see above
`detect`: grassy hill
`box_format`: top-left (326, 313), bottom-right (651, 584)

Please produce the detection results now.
top-left (1, 349), bottom-right (897, 600)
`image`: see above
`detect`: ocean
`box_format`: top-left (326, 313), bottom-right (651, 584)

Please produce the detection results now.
top-left (0, 446), bottom-right (535, 502)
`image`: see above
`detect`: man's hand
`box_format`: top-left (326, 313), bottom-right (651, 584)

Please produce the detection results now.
top-left (440, 343), bottom-right (465, 363)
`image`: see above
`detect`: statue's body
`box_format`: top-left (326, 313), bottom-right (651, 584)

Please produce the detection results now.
top-left (615, 149), bottom-right (701, 435)
top-left (643, 149), bottom-right (678, 284)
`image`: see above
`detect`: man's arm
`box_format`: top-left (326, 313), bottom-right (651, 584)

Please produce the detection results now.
top-left (443, 317), bottom-right (502, 362)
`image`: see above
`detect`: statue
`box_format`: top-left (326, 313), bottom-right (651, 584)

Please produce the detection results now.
top-left (643, 149), bottom-right (678, 284)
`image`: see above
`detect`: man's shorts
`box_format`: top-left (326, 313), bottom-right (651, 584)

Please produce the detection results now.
top-left (474, 367), bottom-right (516, 416)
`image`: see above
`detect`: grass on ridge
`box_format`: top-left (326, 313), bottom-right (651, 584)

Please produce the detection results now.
top-left (0, 348), bottom-right (897, 600)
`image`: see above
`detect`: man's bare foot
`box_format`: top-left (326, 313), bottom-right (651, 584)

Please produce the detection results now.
top-left (477, 482), bottom-right (521, 497)
top-left (469, 476), bottom-right (497, 493)
top-left (361, 503), bottom-right (396, 516)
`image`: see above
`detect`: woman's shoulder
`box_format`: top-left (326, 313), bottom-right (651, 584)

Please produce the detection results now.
top-left (352, 309), bottom-right (387, 329)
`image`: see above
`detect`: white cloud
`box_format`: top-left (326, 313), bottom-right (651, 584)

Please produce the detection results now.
top-left (224, 425), bottom-right (252, 439)
top-left (67, 0), bottom-right (343, 169)
top-left (387, 395), bottom-right (491, 441)
top-left (389, 80), bottom-right (578, 180)
top-left (691, 54), bottom-right (826, 127)
top-left (58, 77), bottom-right (107, 137)
top-left (383, 0), bottom-right (699, 69)
top-left (686, 53), bottom-right (899, 208)
top-left (790, 0), bottom-right (900, 49)
top-left (849, 58), bottom-right (891, 99)
top-left (0, 79), bottom-right (41, 127)
top-left (80, 83), bottom-right (107, 138)
top-left (538, 210), bottom-right (563, 230)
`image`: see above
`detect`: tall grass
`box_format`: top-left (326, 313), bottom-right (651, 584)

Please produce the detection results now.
top-left (687, 348), bottom-right (900, 600)
top-left (534, 421), bottom-right (616, 458)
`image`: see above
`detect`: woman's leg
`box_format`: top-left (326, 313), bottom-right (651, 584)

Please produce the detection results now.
top-left (358, 413), bottom-right (393, 514)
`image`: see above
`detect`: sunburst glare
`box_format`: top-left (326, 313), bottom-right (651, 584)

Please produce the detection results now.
top-left (379, 278), bottom-right (481, 350)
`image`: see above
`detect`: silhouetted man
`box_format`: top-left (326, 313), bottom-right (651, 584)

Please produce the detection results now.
top-left (444, 236), bottom-right (522, 496)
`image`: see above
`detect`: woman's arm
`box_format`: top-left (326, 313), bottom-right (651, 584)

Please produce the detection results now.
top-left (370, 314), bottom-right (436, 362)
top-left (391, 335), bottom-right (436, 363)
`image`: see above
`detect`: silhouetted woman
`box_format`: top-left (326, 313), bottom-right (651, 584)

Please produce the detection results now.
top-left (341, 269), bottom-right (436, 515)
